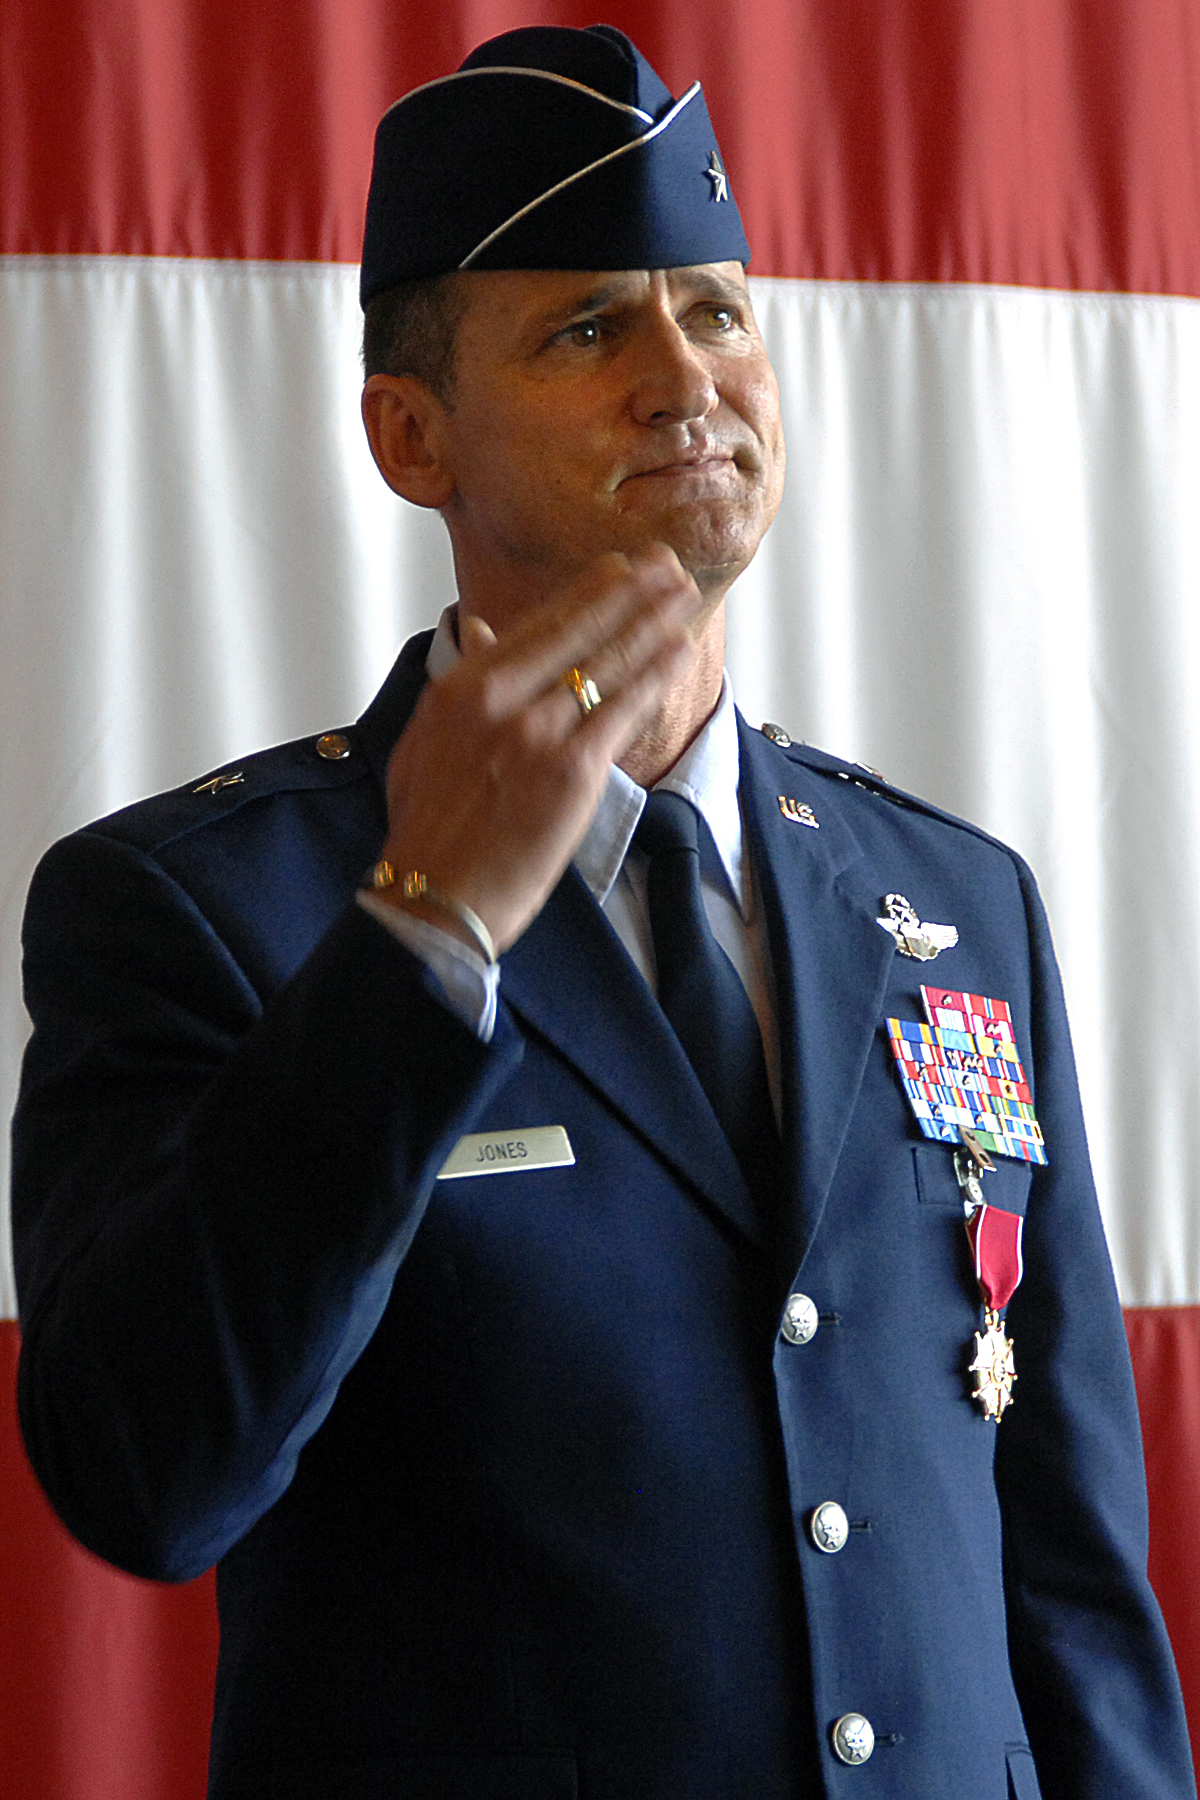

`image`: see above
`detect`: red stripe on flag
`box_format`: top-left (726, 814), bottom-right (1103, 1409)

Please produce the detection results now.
top-left (2, 0), bottom-right (1199, 293)
top-left (0, 1322), bottom-right (218, 1800)
top-left (2, 1311), bottom-right (1198, 1791)
top-left (1126, 1305), bottom-right (1200, 1773)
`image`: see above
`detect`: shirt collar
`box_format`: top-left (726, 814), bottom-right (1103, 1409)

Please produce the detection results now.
top-left (653, 677), bottom-right (746, 911)
top-left (426, 604), bottom-right (461, 680)
top-left (423, 607), bottom-right (747, 918)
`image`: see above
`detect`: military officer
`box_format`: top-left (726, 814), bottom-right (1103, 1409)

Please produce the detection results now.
top-left (12, 24), bottom-right (1195, 1800)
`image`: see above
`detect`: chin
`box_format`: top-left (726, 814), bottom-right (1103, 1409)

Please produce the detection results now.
top-left (659, 513), bottom-right (767, 588)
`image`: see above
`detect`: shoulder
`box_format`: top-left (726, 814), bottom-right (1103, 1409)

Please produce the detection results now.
top-left (26, 725), bottom-right (385, 959)
top-left (746, 715), bottom-right (1035, 880)
top-left (76, 727), bottom-right (372, 862)
top-left (22, 722), bottom-right (390, 1014)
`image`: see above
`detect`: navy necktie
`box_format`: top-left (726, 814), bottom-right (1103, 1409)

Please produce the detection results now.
top-left (635, 791), bottom-right (781, 1212)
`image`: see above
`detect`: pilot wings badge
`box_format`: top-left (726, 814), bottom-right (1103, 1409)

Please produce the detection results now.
top-left (876, 893), bottom-right (959, 962)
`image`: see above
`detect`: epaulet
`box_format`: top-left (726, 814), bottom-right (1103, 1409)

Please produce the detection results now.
top-left (88, 727), bottom-right (368, 856)
top-left (755, 722), bottom-right (1018, 856)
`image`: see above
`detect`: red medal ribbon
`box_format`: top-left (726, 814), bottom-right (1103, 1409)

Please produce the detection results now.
top-left (965, 1203), bottom-right (1024, 1312)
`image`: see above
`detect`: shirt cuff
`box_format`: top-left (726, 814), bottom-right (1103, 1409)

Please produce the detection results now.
top-left (356, 891), bottom-right (498, 1042)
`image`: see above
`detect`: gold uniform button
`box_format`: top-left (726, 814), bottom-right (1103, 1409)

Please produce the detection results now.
top-left (316, 732), bottom-right (352, 761)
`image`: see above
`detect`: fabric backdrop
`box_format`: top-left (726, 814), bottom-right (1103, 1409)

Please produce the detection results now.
top-left (2, 1), bottom-right (1199, 1794)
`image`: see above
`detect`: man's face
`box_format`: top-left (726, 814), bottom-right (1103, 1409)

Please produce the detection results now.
top-left (430, 262), bottom-right (785, 624)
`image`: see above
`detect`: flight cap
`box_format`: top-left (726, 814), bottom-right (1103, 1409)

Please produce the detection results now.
top-left (360, 24), bottom-right (750, 306)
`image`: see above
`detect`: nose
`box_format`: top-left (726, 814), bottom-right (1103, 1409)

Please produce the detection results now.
top-left (628, 317), bottom-right (719, 427)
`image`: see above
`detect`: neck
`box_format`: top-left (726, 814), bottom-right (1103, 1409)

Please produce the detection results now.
top-left (451, 546), bottom-right (732, 790)
top-left (617, 604), bottom-right (726, 788)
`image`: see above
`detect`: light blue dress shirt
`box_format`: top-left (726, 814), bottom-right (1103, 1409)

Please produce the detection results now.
top-left (360, 607), bottom-right (780, 1112)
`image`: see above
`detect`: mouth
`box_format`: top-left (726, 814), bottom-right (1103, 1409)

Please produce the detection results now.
top-left (619, 450), bottom-right (742, 487)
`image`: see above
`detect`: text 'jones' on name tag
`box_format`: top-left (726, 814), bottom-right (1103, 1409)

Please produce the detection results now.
top-left (438, 1125), bottom-right (576, 1180)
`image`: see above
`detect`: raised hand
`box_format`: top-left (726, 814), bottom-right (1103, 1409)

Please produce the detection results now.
top-left (375, 544), bottom-right (707, 954)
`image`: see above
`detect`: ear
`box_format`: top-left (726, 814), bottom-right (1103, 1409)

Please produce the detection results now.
top-left (361, 374), bottom-right (457, 509)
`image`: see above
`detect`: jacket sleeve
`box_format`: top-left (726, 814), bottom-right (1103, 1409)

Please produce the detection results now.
top-left (12, 826), bottom-right (524, 1581)
top-left (997, 857), bottom-right (1195, 1798)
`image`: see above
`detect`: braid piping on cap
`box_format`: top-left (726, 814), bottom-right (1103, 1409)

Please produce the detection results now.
top-left (459, 84), bottom-right (700, 269)
top-left (377, 66), bottom-right (655, 129)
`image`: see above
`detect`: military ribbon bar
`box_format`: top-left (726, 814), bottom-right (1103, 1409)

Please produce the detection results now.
top-left (884, 987), bottom-right (1048, 1166)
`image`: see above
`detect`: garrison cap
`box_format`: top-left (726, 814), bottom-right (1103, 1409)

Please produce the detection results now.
top-left (360, 24), bottom-right (750, 306)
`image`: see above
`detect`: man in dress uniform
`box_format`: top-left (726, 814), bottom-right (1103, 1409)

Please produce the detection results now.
top-left (11, 24), bottom-right (1195, 1800)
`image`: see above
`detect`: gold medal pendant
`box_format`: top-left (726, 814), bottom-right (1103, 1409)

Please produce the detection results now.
top-left (969, 1307), bottom-right (1016, 1421)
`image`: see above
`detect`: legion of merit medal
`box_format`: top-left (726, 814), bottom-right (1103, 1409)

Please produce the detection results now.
top-left (964, 1199), bottom-right (1024, 1422)
top-left (969, 1311), bottom-right (1017, 1422)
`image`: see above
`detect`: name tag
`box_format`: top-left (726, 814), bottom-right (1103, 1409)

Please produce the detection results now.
top-left (438, 1125), bottom-right (576, 1180)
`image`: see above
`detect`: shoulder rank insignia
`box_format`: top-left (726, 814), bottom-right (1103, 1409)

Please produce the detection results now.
top-left (876, 893), bottom-right (958, 961)
top-left (192, 771), bottom-right (245, 796)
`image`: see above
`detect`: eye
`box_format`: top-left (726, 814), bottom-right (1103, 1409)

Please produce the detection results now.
top-left (700, 304), bottom-right (737, 331)
top-left (556, 318), bottom-right (604, 348)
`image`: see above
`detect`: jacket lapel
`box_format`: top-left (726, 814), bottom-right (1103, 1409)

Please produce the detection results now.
top-left (738, 720), bottom-right (898, 1270)
top-left (354, 636), bottom-right (763, 1250)
top-left (501, 871), bottom-right (766, 1249)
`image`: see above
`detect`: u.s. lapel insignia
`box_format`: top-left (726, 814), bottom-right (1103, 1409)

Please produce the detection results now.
top-left (778, 795), bottom-right (819, 829)
top-left (705, 150), bottom-right (729, 202)
top-left (876, 893), bottom-right (958, 961)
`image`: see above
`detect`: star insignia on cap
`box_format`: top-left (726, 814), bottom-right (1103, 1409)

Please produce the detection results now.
top-left (705, 151), bottom-right (729, 203)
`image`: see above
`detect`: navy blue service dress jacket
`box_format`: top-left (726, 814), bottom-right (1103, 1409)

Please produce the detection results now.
top-left (13, 632), bottom-right (1195, 1800)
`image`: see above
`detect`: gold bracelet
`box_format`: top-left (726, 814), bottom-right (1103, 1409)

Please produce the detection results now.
top-left (372, 860), bottom-right (497, 965)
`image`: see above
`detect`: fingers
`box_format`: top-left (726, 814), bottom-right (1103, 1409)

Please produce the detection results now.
top-left (571, 621), bottom-right (696, 764)
top-left (459, 613), bottom-right (496, 656)
top-left (458, 544), bottom-right (700, 722)
top-left (440, 541), bottom-right (705, 788)
top-left (375, 545), bottom-right (709, 953)
top-left (568, 562), bottom-right (694, 709)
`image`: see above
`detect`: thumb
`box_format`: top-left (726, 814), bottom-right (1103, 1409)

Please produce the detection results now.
top-left (459, 611), bottom-right (497, 660)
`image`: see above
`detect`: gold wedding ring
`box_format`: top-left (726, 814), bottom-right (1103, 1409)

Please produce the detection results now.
top-left (565, 666), bottom-right (602, 717)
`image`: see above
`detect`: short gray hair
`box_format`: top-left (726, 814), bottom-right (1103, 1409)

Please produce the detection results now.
top-left (362, 274), bottom-right (467, 402)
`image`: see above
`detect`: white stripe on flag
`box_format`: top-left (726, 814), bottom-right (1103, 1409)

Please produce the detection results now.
top-left (2, 261), bottom-right (1200, 1316)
